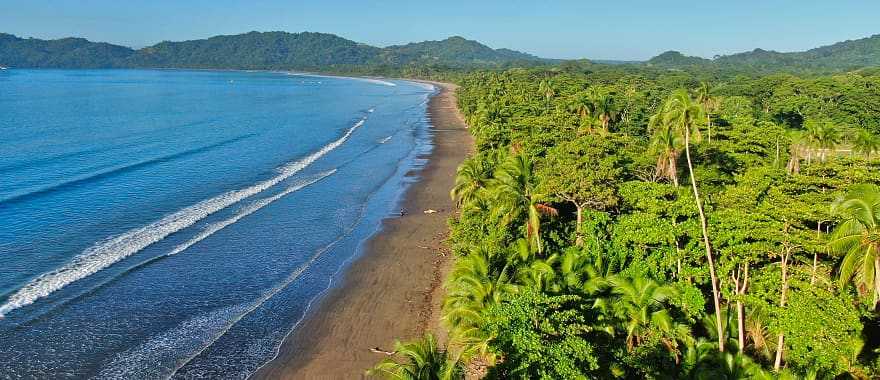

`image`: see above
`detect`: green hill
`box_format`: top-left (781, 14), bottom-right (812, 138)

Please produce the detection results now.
top-left (646, 50), bottom-right (711, 68)
top-left (0, 31), bottom-right (546, 70)
top-left (0, 33), bottom-right (134, 68)
top-left (382, 36), bottom-right (543, 66)
top-left (647, 34), bottom-right (880, 73)
top-left (127, 31), bottom-right (382, 70)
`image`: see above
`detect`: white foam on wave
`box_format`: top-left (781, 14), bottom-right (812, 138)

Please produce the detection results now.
top-left (379, 136), bottom-right (392, 144)
top-left (164, 220), bottom-right (346, 378)
top-left (286, 72), bottom-right (396, 87)
top-left (93, 171), bottom-right (337, 379)
top-left (0, 119), bottom-right (366, 318)
top-left (167, 169), bottom-right (336, 257)
top-left (412, 82), bottom-right (437, 91)
top-left (95, 303), bottom-right (247, 380)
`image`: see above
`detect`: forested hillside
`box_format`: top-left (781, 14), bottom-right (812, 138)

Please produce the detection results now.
top-left (0, 33), bottom-right (133, 68)
top-left (649, 34), bottom-right (880, 74)
top-left (381, 36), bottom-right (544, 66)
top-left (0, 32), bottom-right (546, 70)
top-left (7, 31), bottom-right (880, 75)
top-left (371, 66), bottom-right (880, 379)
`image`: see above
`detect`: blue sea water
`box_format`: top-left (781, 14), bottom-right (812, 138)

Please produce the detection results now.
top-left (0, 69), bottom-right (435, 378)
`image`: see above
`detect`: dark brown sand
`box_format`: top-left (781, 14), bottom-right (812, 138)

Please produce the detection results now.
top-left (253, 82), bottom-right (471, 379)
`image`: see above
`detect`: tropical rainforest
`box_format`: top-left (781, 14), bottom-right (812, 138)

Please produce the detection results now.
top-left (369, 63), bottom-right (880, 379)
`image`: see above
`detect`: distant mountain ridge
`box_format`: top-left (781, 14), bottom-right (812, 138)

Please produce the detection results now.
top-left (0, 31), bottom-right (547, 70)
top-left (647, 34), bottom-right (880, 72)
top-left (6, 30), bottom-right (880, 73)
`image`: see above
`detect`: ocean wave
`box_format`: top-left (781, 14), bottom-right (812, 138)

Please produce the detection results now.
top-left (166, 169), bottom-right (336, 257)
top-left (286, 72), bottom-right (396, 87)
top-left (7, 171), bottom-right (338, 328)
top-left (0, 134), bottom-right (255, 205)
top-left (95, 304), bottom-right (248, 380)
top-left (412, 82), bottom-right (437, 91)
top-left (0, 119), bottom-right (366, 318)
top-left (167, 206), bottom-right (354, 378)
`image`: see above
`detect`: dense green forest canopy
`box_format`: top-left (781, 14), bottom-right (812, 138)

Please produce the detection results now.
top-left (372, 64), bottom-right (880, 379)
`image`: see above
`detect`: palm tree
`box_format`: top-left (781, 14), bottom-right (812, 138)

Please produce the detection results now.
top-left (681, 339), bottom-right (771, 379)
top-left (538, 80), bottom-right (555, 110)
top-left (515, 247), bottom-right (603, 293)
top-left (450, 157), bottom-right (492, 207)
top-left (853, 129), bottom-right (880, 159)
top-left (367, 334), bottom-right (464, 380)
top-left (444, 248), bottom-right (516, 326)
top-left (651, 123), bottom-right (681, 186)
top-left (600, 276), bottom-right (685, 353)
top-left (803, 119), bottom-right (841, 162)
top-left (786, 131), bottom-right (805, 174)
top-left (817, 122), bottom-right (841, 161)
top-left (650, 89), bottom-right (725, 351)
top-left (569, 93), bottom-right (591, 119)
top-left (828, 184), bottom-right (880, 307)
top-left (492, 154), bottom-right (557, 252)
top-left (568, 92), bottom-right (596, 134)
top-left (803, 121), bottom-right (823, 164)
top-left (695, 82), bottom-right (717, 143)
top-left (442, 247), bottom-right (513, 365)
top-left (587, 89), bottom-right (618, 133)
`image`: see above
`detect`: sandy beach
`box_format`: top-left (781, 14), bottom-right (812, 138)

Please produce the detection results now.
top-left (253, 82), bottom-right (471, 379)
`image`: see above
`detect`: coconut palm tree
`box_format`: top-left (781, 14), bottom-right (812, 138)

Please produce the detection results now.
top-left (598, 276), bottom-right (683, 352)
top-left (817, 122), bottom-right (841, 161)
top-left (803, 119), bottom-right (841, 162)
top-left (853, 129), bottom-right (880, 159)
top-left (569, 92), bottom-right (592, 119)
top-left (786, 131), bottom-right (806, 174)
top-left (515, 247), bottom-right (603, 293)
top-left (367, 334), bottom-right (464, 380)
top-left (695, 82), bottom-right (717, 143)
top-left (442, 246), bottom-right (513, 365)
top-left (650, 89), bottom-right (725, 351)
top-left (587, 89), bottom-right (619, 133)
top-left (538, 80), bottom-right (555, 110)
top-left (568, 92), bottom-right (597, 134)
top-left (651, 123), bottom-right (681, 186)
top-left (443, 247), bottom-right (516, 327)
top-left (828, 184), bottom-right (880, 307)
top-left (450, 157), bottom-right (492, 207)
top-left (492, 154), bottom-right (557, 252)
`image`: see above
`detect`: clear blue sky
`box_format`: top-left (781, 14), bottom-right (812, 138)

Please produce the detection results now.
top-left (3, 1), bottom-right (879, 61)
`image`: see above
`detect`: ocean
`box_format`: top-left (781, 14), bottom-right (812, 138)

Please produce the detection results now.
top-left (0, 69), bottom-right (435, 378)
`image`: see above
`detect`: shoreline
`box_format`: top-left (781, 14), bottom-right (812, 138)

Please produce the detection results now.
top-left (253, 82), bottom-right (471, 379)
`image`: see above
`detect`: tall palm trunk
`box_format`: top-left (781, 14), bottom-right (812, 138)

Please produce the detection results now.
top-left (774, 247), bottom-right (791, 371)
top-left (575, 204), bottom-right (584, 246)
top-left (706, 113), bottom-right (712, 144)
top-left (812, 222), bottom-right (823, 286)
top-left (669, 155), bottom-right (679, 187)
top-left (732, 263), bottom-right (749, 352)
top-left (684, 125), bottom-right (724, 352)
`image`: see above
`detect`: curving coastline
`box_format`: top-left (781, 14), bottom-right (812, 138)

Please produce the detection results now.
top-left (252, 82), bottom-right (471, 379)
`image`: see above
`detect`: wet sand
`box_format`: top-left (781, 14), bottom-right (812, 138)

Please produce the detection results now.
top-left (253, 82), bottom-right (471, 379)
